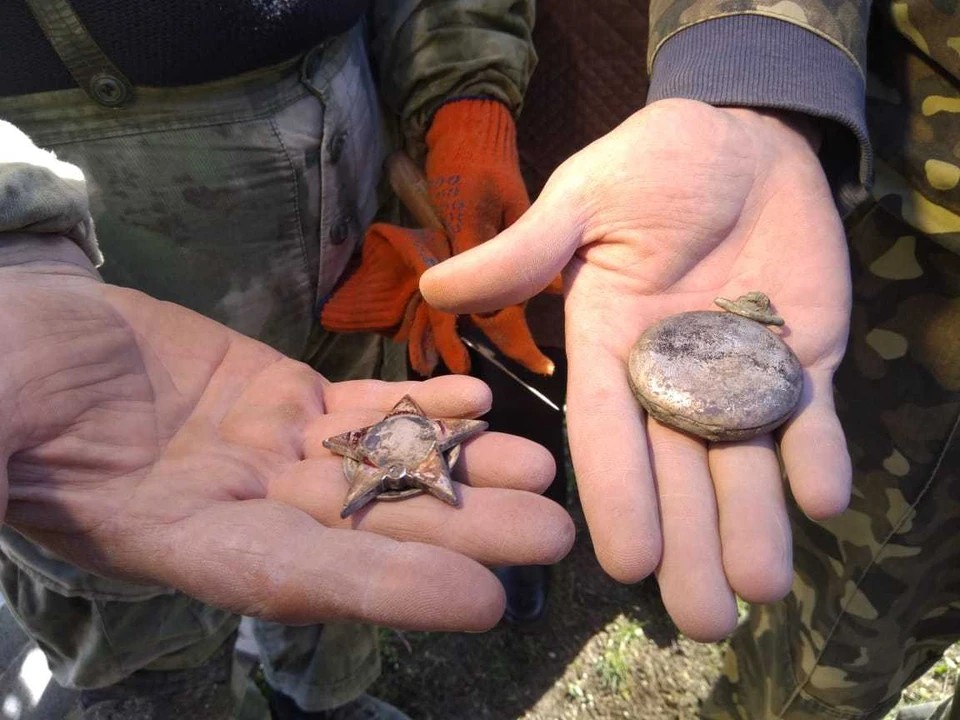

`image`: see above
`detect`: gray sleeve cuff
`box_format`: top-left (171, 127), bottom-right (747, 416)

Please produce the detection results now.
top-left (648, 16), bottom-right (871, 210)
top-left (0, 121), bottom-right (103, 267)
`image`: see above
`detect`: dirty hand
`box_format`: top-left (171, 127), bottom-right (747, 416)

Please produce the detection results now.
top-left (421, 99), bottom-right (852, 641)
top-left (0, 237), bottom-right (574, 631)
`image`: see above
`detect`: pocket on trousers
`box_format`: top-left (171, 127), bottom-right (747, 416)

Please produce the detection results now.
top-left (50, 112), bottom-right (322, 359)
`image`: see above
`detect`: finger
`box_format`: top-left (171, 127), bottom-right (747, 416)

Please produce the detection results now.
top-left (323, 375), bottom-right (492, 419)
top-left (648, 420), bottom-right (738, 642)
top-left (269, 464), bottom-right (574, 568)
top-left (780, 368), bottom-right (851, 519)
top-left (446, 431), bottom-right (558, 493)
top-left (565, 341), bottom-right (662, 582)
top-left (709, 436), bottom-right (792, 603)
top-left (149, 500), bottom-right (511, 630)
top-left (420, 183), bottom-right (582, 313)
top-left (408, 301), bottom-right (439, 376)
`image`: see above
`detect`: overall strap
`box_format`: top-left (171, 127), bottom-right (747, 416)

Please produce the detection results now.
top-left (24, 0), bottom-right (135, 107)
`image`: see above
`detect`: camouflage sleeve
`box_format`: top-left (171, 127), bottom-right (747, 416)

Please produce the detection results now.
top-left (369, 0), bottom-right (536, 152)
top-left (0, 120), bottom-right (101, 266)
top-left (646, 2), bottom-right (874, 201)
top-left (648, 0), bottom-right (871, 73)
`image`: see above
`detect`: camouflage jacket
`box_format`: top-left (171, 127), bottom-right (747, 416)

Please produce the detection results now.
top-left (370, 0), bottom-right (536, 154)
top-left (647, 0), bottom-right (959, 249)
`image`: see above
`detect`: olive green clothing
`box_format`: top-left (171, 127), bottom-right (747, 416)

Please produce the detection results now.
top-left (702, 190), bottom-right (960, 719)
top-left (0, 0), bottom-right (537, 713)
top-left (649, 0), bottom-right (871, 78)
top-left (0, 26), bottom-right (397, 711)
top-left (370, 0), bottom-right (537, 158)
top-left (648, 0), bottom-right (960, 713)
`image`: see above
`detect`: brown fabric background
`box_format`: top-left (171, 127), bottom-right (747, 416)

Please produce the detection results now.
top-left (519, 0), bottom-right (650, 196)
top-left (520, 0), bottom-right (651, 348)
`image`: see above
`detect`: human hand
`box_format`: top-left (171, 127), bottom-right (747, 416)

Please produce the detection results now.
top-left (0, 237), bottom-right (574, 631)
top-left (320, 218), bottom-right (552, 377)
top-left (421, 100), bottom-right (852, 640)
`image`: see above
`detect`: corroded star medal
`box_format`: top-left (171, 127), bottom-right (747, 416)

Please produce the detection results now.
top-left (322, 396), bottom-right (487, 518)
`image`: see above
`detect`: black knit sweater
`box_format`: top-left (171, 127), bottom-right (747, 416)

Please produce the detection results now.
top-left (1, 0), bottom-right (369, 96)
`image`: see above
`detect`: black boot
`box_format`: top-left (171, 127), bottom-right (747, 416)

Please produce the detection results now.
top-left (495, 565), bottom-right (550, 625)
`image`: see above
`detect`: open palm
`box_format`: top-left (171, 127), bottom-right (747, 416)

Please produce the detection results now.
top-left (0, 247), bottom-right (573, 631)
top-left (421, 100), bottom-right (852, 640)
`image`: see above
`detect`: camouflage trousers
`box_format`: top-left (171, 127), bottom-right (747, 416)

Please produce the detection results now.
top-left (703, 176), bottom-right (960, 719)
top-left (0, 19), bottom-right (404, 715)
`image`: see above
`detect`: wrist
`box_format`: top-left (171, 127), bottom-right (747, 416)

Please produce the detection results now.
top-left (0, 234), bottom-right (103, 283)
top-left (722, 107), bottom-right (822, 155)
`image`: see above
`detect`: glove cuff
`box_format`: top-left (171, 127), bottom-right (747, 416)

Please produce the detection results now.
top-left (426, 99), bottom-right (518, 164)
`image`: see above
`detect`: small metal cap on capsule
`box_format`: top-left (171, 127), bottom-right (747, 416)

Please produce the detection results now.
top-left (627, 293), bottom-right (803, 442)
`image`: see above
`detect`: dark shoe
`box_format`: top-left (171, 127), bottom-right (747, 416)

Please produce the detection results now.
top-left (495, 565), bottom-right (549, 625)
top-left (269, 690), bottom-right (411, 720)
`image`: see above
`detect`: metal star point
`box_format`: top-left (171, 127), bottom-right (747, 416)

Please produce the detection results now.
top-left (322, 395), bottom-right (488, 518)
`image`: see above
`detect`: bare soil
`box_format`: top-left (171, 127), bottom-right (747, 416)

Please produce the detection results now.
top-left (370, 499), bottom-right (726, 719)
top-left (370, 494), bottom-right (957, 720)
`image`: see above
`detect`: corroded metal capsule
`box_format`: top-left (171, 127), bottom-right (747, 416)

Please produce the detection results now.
top-left (627, 293), bottom-right (803, 442)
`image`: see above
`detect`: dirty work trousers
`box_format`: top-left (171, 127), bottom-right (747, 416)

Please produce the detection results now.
top-left (704, 164), bottom-right (960, 719)
top-left (0, 21), bottom-right (402, 715)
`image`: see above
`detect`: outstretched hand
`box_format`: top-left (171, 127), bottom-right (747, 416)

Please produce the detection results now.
top-left (421, 100), bottom-right (852, 640)
top-left (0, 239), bottom-right (574, 631)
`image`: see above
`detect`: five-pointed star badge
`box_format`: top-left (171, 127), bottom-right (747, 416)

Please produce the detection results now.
top-left (322, 395), bottom-right (488, 518)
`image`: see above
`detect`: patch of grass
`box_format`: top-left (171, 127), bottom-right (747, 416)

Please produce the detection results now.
top-left (736, 597), bottom-right (750, 622)
top-left (594, 615), bottom-right (646, 696)
top-left (885, 643), bottom-right (960, 719)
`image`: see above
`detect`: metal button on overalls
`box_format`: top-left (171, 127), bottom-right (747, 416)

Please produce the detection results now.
top-left (330, 217), bottom-right (351, 245)
top-left (90, 73), bottom-right (130, 107)
top-left (327, 131), bottom-right (347, 164)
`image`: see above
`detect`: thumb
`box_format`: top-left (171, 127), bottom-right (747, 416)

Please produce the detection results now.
top-left (420, 184), bottom-right (583, 314)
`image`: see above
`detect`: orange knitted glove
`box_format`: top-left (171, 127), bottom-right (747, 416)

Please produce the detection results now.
top-left (426, 99), bottom-right (531, 256)
top-left (320, 223), bottom-right (470, 376)
top-left (424, 99), bottom-right (559, 374)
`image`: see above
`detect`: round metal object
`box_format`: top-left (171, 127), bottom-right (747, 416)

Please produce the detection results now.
top-left (628, 307), bottom-right (803, 441)
top-left (90, 73), bottom-right (131, 107)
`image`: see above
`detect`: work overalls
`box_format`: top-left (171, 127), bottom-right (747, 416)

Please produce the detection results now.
top-left (0, 1), bottom-right (405, 714)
